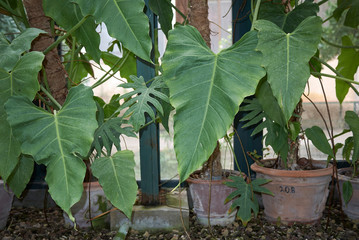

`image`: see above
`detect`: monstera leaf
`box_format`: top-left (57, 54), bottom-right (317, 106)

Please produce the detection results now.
top-left (336, 36), bottom-right (359, 103)
top-left (149, 0), bottom-right (173, 37)
top-left (118, 75), bottom-right (169, 132)
top-left (0, 28), bottom-right (45, 71)
top-left (74, 0), bottom-right (152, 62)
top-left (0, 51), bottom-right (44, 182)
top-left (5, 84), bottom-right (98, 221)
top-left (161, 26), bottom-right (266, 182)
top-left (254, 16), bottom-right (322, 122)
top-left (258, 0), bottom-right (319, 33)
top-left (91, 150), bottom-right (137, 219)
top-left (225, 176), bottom-right (273, 226)
top-left (43, 0), bottom-right (101, 62)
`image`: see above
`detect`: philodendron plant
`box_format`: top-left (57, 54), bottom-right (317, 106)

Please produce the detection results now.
top-left (238, 0), bottom-right (358, 171)
top-left (0, 0), bottom-right (169, 225)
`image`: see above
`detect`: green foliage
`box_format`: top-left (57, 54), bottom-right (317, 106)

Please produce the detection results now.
top-left (162, 26), bottom-right (265, 182)
top-left (335, 36), bottom-right (359, 103)
top-left (344, 111), bottom-right (359, 165)
top-left (7, 155), bottom-right (34, 197)
top-left (254, 16), bottom-right (322, 122)
top-left (74, 0), bottom-right (152, 62)
top-left (343, 180), bottom-right (353, 205)
top-left (333, 0), bottom-right (359, 28)
top-left (0, 47), bottom-right (44, 182)
top-left (305, 126), bottom-right (334, 159)
top-left (91, 150), bottom-right (137, 219)
top-left (149, 0), bottom-right (173, 38)
top-left (5, 85), bottom-right (98, 221)
top-left (118, 75), bottom-right (169, 132)
top-left (225, 176), bottom-right (273, 226)
top-left (43, 0), bottom-right (101, 62)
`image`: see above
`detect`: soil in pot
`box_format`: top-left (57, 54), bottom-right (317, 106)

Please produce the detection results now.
top-left (251, 160), bottom-right (333, 225)
top-left (186, 170), bottom-right (243, 226)
top-left (0, 180), bottom-right (14, 230)
top-left (338, 168), bottom-right (359, 220)
top-left (63, 181), bottom-right (111, 229)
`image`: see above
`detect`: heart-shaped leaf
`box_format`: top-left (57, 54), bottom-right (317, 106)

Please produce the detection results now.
top-left (91, 150), bottom-right (137, 219)
top-left (5, 84), bottom-right (98, 221)
top-left (254, 16), bottom-right (322, 122)
top-left (74, 0), bottom-right (152, 62)
top-left (0, 51), bottom-right (44, 182)
top-left (0, 28), bottom-right (45, 71)
top-left (162, 26), bottom-right (266, 182)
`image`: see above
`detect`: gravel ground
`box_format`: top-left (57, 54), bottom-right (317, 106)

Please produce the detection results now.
top-left (1, 204), bottom-right (359, 240)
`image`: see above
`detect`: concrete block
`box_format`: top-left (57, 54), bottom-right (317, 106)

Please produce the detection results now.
top-left (111, 189), bottom-right (189, 232)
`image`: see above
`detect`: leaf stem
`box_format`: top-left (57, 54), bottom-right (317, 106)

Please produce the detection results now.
top-left (250, 0), bottom-right (261, 31)
top-left (43, 15), bottom-right (89, 55)
top-left (322, 37), bottom-right (359, 49)
top-left (313, 56), bottom-right (359, 96)
top-left (311, 72), bottom-right (359, 85)
top-left (168, 0), bottom-right (188, 24)
top-left (68, 37), bottom-right (77, 84)
top-left (40, 85), bottom-right (62, 110)
top-left (318, 0), bottom-right (329, 6)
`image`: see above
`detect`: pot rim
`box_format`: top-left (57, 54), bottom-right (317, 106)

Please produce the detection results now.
top-left (186, 170), bottom-right (244, 184)
top-left (251, 160), bottom-right (333, 178)
top-left (338, 167), bottom-right (359, 183)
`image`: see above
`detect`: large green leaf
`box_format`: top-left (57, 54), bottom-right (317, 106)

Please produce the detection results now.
top-left (74, 0), bottom-right (152, 62)
top-left (43, 0), bottom-right (101, 62)
top-left (254, 16), bottom-right (322, 122)
top-left (91, 150), bottom-right (137, 219)
top-left (162, 26), bottom-right (266, 182)
top-left (345, 111), bottom-right (359, 164)
top-left (258, 0), bottom-right (319, 33)
top-left (149, 0), bottom-right (173, 37)
top-left (225, 176), bottom-right (272, 226)
top-left (7, 155), bottom-right (34, 197)
top-left (336, 36), bottom-right (359, 103)
top-left (0, 28), bottom-right (45, 71)
top-left (333, 0), bottom-right (359, 28)
top-left (118, 75), bottom-right (169, 132)
top-left (5, 84), bottom-right (98, 221)
top-left (0, 52), bottom-right (44, 182)
top-left (305, 126), bottom-right (334, 158)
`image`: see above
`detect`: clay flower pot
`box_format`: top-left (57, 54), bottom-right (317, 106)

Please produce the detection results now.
top-left (338, 168), bottom-right (359, 220)
top-left (251, 161), bottom-right (332, 224)
top-left (0, 180), bottom-right (14, 230)
top-left (63, 181), bottom-right (111, 229)
top-left (186, 170), bottom-right (241, 226)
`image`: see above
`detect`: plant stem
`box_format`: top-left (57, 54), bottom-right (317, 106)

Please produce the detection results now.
top-left (311, 72), bottom-right (359, 85)
top-left (313, 56), bottom-right (359, 96)
top-left (43, 15), bottom-right (89, 55)
top-left (68, 37), bottom-right (77, 84)
top-left (322, 37), bottom-right (359, 49)
top-left (168, 0), bottom-right (188, 24)
top-left (250, 0), bottom-right (261, 31)
top-left (40, 85), bottom-right (62, 110)
top-left (91, 51), bottom-right (130, 89)
top-left (323, 14), bottom-right (334, 23)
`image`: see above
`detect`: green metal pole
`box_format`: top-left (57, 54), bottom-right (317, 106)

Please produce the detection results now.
top-left (137, 0), bottom-right (161, 205)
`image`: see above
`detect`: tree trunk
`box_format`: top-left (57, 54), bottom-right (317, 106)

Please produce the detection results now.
top-left (23, 0), bottom-right (68, 105)
top-left (187, 0), bottom-right (223, 179)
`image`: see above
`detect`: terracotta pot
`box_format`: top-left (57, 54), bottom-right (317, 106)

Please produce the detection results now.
top-left (251, 161), bottom-right (332, 224)
top-left (338, 168), bottom-right (359, 220)
top-left (63, 181), bottom-right (111, 229)
top-left (186, 170), bottom-right (241, 226)
top-left (0, 180), bottom-right (14, 230)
